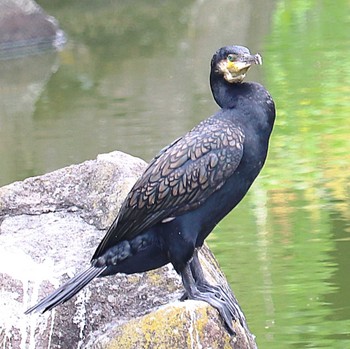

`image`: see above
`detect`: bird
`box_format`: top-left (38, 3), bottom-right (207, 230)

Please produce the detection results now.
top-left (25, 45), bottom-right (275, 335)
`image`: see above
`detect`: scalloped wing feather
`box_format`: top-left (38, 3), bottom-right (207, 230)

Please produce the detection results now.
top-left (92, 118), bottom-right (244, 260)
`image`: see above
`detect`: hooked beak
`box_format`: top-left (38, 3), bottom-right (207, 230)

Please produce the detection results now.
top-left (233, 53), bottom-right (262, 70)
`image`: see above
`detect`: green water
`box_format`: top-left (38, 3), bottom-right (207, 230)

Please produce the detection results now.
top-left (1, 1), bottom-right (349, 348)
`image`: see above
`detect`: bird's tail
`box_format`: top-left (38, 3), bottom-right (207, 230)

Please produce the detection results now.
top-left (25, 265), bottom-right (107, 314)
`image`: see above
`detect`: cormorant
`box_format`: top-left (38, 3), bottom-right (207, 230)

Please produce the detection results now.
top-left (25, 45), bottom-right (275, 335)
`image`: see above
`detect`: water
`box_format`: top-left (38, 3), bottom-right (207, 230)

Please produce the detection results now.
top-left (1, 0), bottom-right (349, 348)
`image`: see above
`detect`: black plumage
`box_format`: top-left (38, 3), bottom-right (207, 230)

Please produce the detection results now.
top-left (25, 45), bottom-right (275, 335)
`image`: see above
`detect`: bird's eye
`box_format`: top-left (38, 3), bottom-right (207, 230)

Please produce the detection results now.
top-left (227, 54), bottom-right (235, 62)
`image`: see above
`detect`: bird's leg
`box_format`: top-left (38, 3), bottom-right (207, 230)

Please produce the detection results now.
top-left (179, 249), bottom-right (216, 301)
top-left (181, 249), bottom-right (233, 301)
top-left (189, 249), bottom-right (246, 328)
top-left (181, 262), bottom-right (236, 335)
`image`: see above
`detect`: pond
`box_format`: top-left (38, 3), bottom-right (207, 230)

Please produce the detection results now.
top-left (1, 0), bottom-right (349, 348)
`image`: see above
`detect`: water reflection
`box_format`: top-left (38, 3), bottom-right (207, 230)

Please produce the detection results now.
top-left (0, 0), bottom-right (276, 186)
top-left (0, 53), bottom-right (59, 182)
top-left (1, 0), bottom-right (349, 348)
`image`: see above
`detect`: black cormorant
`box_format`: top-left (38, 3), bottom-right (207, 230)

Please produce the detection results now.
top-left (25, 45), bottom-right (275, 335)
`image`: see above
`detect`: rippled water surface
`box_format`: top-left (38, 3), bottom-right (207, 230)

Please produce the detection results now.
top-left (1, 1), bottom-right (349, 348)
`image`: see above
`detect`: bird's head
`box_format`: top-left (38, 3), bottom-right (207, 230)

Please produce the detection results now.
top-left (211, 45), bottom-right (262, 83)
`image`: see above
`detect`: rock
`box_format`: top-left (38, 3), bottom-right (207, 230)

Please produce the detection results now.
top-left (0, 0), bottom-right (66, 59)
top-left (0, 151), bottom-right (257, 348)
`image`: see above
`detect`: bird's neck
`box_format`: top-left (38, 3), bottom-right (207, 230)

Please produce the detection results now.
top-left (210, 71), bottom-right (244, 109)
top-left (210, 72), bottom-right (276, 136)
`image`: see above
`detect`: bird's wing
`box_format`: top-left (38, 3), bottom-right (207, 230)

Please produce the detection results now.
top-left (92, 118), bottom-right (244, 260)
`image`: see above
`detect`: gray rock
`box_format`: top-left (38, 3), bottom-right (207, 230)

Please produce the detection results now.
top-left (0, 0), bottom-right (66, 59)
top-left (0, 151), bottom-right (257, 348)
